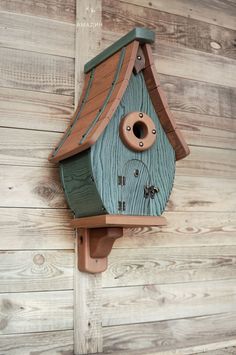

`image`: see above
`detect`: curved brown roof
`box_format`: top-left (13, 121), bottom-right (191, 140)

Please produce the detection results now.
top-left (50, 30), bottom-right (189, 163)
top-left (142, 44), bottom-right (190, 161)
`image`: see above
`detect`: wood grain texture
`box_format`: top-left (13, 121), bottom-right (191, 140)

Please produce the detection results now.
top-left (174, 111), bottom-right (236, 151)
top-left (167, 175), bottom-right (236, 212)
top-left (0, 291), bottom-right (73, 334)
top-left (115, 212), bottom-right (236, 248)
top-left (155, 44), bottom-right (236, 88)
top-left (0, 127), bottom-right (61, 167)
top-left (1, 0), bottom-right (235, 352)
top-left (176, 146), bottom-right (236, 179)
top-left (0, 165), bottom-right (66, 208)
top-left (0, 0), bottom-right (75, 353)
top-left (75, 0), bottom-right (102, 104)
top-left (72, 215), bottom-right (166, 228)
top-left (0, 330), bottom-right (73, 355)
top-left (103, 245), bottom-right (236, 287)
top-left (91, 72), bottom-right (176, 216)
top-left (198, 345), bottom-right (236, 354)
top-left (119, 0), bottom-right (236, 31)
top-left (159, 74), bottom-right (236, 119)
top-left (0, 87), bottom-right (73, 132)
top-left (103, 312), bottom-right (236, 353)
top-left (103, 31), bottom-right (236, 88)
top-left (101, 279), bottom-right (236, 326)
top-left (0, 166), bottom-right (235, 211)
top-left (74, 1), bottom-right (103, 354)
top-left (74, 258), bottom-right (103, 354)
top-left (0, 208), bottom-right (74, 250)
top-left (122, 159), bottom-right (151, 215)
top-left (0, 0), bottom-right (75, 23)
top-left (161, 75), bottom-right (236, 150)
top-left (54, 41), bottom-right (139, 162)
top-left (60, 149), bottom-right (105, 217)
top-left (0, 47), bottom-right (74, 95)
top-left (1, 111), bottom-right (235, 170)
top-left (0, 11), bottom-right (75, 57)
top-left (103, 340), bottom-right (236, 355)
top-left (0, 250), bottom-right (73, 292)
top-left (103, 0), bottom-right (236, 59)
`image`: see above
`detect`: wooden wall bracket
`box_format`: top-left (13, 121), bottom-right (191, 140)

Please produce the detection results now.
top-left (73, 215), bottom-right (167, 273)
top-left (77, 227), bottom-right (123, 273)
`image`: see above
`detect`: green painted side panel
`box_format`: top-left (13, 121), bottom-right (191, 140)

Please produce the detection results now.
top-left (84, 27), bottom-right (155, 73)
top-left (60, 149), bottom-right (106, 218)
top-left (91, 72), bottom-right (175, 216)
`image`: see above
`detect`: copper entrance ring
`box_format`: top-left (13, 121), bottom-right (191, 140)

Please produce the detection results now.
top-left (119, 111), bottom-right (157, 151)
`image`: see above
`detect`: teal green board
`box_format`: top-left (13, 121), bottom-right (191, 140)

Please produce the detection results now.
top-left (122, 159), bottom-right (151, 214)
top-left (84, 27), bottom-right (155, 73)
top-left (60, 149), bottom-right (106, 217)
top-left (91, 72), bottom-right (175, 216)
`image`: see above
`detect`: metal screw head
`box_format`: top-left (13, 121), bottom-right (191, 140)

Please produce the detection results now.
top-left (126, 126), bottom-right (131, 131)
top-left (152, 129), bottom-right (156, 134)
top-left (137, 55), bottom-right (142, 60)
top-left (139, 142), bottom-right (144, 147)
top-left (139, 112), bottom-right (143, 118)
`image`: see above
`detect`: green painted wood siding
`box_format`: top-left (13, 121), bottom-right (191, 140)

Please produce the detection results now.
top-left (60, 149), bottom-right (106, 217)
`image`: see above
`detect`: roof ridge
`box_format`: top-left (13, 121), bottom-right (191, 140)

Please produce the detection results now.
top-left (84, 27), bottom-right (155, 73)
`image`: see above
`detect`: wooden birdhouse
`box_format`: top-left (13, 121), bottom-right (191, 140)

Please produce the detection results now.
top-left (49, 28), bottom-right (190, 273)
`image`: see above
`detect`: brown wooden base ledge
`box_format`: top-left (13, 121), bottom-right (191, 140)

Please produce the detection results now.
top-left (73, 215), bottom-right (166, 273)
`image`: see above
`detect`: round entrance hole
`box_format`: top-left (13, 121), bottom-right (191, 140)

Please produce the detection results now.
top-left (119, 111), bottom-right (157, 152)
top-left (133, 121), bottom-right (148, 139)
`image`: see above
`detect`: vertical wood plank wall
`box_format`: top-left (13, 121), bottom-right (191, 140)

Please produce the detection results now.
top-left (0, 0), bottom-right (236, 354)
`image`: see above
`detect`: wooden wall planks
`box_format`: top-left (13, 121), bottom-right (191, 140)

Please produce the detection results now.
top-left (0, 128), bottom-right (61, 167)
top-left (1, 166), bottom-right (235, 211)
top-left (0, 0), bottom-right (75, 23)
top-left (0, 0), bottom-right (236, 354)
top-left (0, 165), bottom-right (66, 209)
top-left (101, 279), bottom-right (236, 326)
top-left (103, 245), bottom-right (236, 287)
top-left (173, 111), bottom-right (236, 150)
top-left (0, 330), bottom-right (73, 355)
top-left (103, 31), bottom-right (236, 88)
top-left (103, 312), bottom-right (236, 353)
top-left (103, 0), bottom-right (236, 60)
top-left (119, 0), bottom-right (236, 31)
top-left (0, 0), bottom-right (76, 351)
top-left (0, 208), bottom-right (74, 250)
top-left (0, 250), bottom-right (73, 292)
top-left (167, 175), bottom-right (236, 212)
top-left (0, 88), bottom-right (73, 132)
top-left (73, 2), bottom-right (103, 354)
top-left (0, 47), bottom-right (74, 95)
top-left (176, 146), bottom-right (236, 179)
top-left (0, 11), bottom-right (75, 57)
top-left (116, 212), bottom-right (236, 248)
top-left (159, 74), bottom-right (236, 118)
top-left (0, 291), bottom-right (73, 334)
top-left (99, 1), bottom-right (236, 354)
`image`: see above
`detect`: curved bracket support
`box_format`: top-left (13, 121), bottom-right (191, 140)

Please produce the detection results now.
top-left (77, 227), bottom-right (123, 273)
top-left (73, 214), bottom-right (166, 274)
